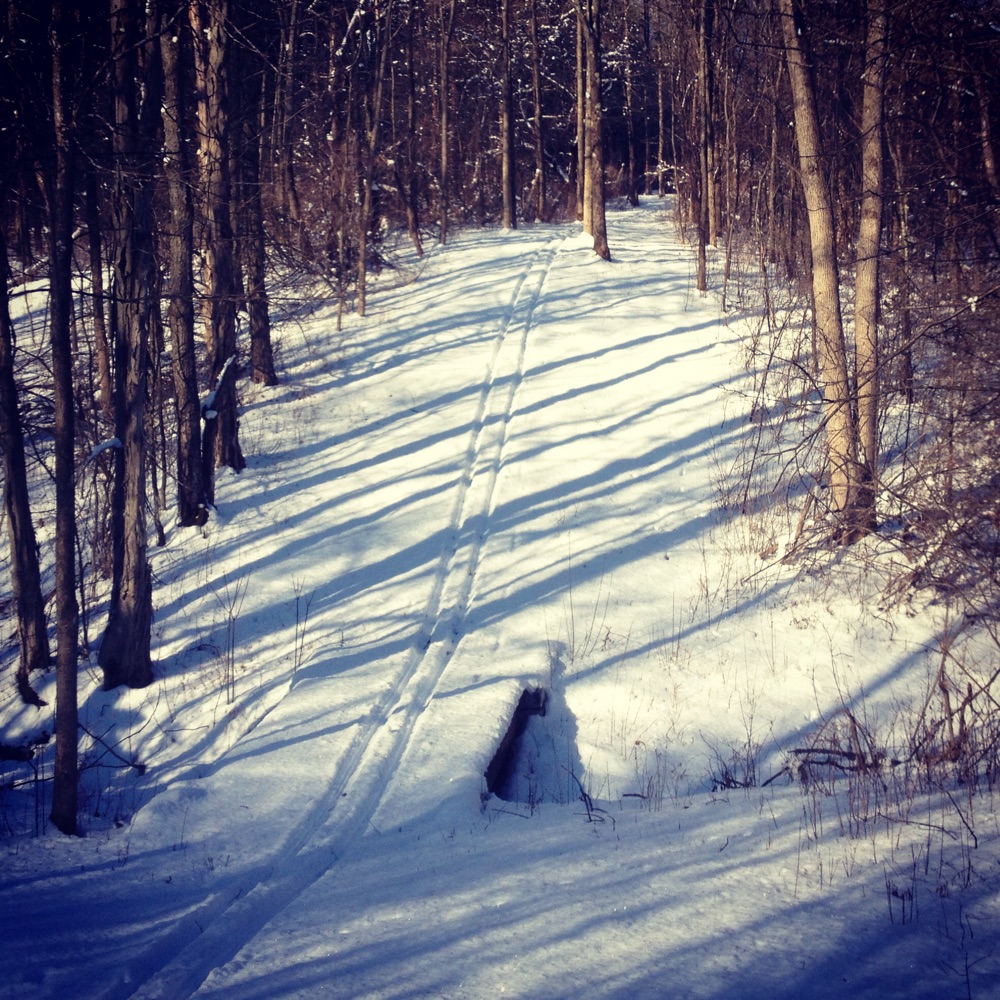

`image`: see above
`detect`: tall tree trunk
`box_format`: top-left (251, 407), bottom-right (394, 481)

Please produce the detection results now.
top-left (272, 0), bottom-right (302, 232)
top-left (529, 0), bottom-right (547, 222)
top-left (233, 36), bottom-right (277, 386)
top-left (438, 0), bottom-right (456, 244)
top-left (0, 218), bottom-right (50, 707)
top-left (657, 63), bottom-right (667, 197)
top-left (623, 0), bottom-right (639, 207)
top-left (83, 167), bottom-right (113, 421)
top-left (576, 13), bottom-right (587, 223)
top-left (704, 1), bottom-right (719, 246)
top-left (766, 71), bottom-right (781, 267)
top-left (695, 0), bottom-right (713, 292)
top-left (99, 0), bottom-right (159, 691)
top-left (853, 0), bottom-right (887, 532)
top-left (974, 73), bottom-right (999, 204)
top-left (576, 0), bottom-right (610, 260)
top-left (400, 0), bottom-right (424, 254)
top-left (160, 2), bottom-right (208, 527)
top-left (500, 0), bottom-right (517, 230)
top-left (778, 0), bottom-right (865, 541)
top-left (191, 0), bottom-right (244, 475)
top-left (357, 0), bottom-right (395, 318)
top-left (48, 0), bottom-right (80, 835)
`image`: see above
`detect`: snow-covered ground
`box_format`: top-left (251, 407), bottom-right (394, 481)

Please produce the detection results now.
top-left (2, 201), bottom-right (998, 999)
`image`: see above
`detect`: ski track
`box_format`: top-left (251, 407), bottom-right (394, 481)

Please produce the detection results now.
top-left (112, 236), bottom-right (563, 1000)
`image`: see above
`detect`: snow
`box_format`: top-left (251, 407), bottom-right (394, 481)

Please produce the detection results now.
top-left (1, 201), bottom-right (998, 999)
top-left (88, 438), bottom-right (122, 462)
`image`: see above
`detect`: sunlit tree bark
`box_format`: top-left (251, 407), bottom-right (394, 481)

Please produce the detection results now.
top-left (575, 0), bottom-right (610, 260)
top-left (778, 0), bottom-right (866, 541)
top-left (99, 0), bottom-right (159, 691)
top-left (853, 0), bottom-right (887, 529)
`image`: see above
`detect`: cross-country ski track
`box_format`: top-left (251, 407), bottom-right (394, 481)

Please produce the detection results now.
top-left (116, 234), bottom-right (565, 1000)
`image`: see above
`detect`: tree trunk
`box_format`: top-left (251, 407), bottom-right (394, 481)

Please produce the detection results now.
top-left (160, 2), bottom-right (209, 527)
top-left (438, 0), bottom-right (456, 244)
top-left (500, 0), bottom-right (517, 230)
top-left (191, 0), bottom-right (244, 474)
top-left (99, 0), bottom-right (159, 691)
top-left (401, 1), bottom-right (424, 254)
top-left (695, 0), bottom-right (713, 292)
top-left (778, 0), bottom-right (865, 541)
top-left (357, 0), bottom-right (395, 318)
top-left (272, 0), bottom-right (302, 231)
top-left (0, 221), bottom-right (50, 707)
top-left (657, 63), bottom-right (667, 197)
top-left (48, 0), bottom-right (80, 836)
top-left (704, 3), bottom-right (719, 247)
top-left (974, 73), bottom-right (999, 204)
top-left (853, 0), bottom-right (887, 531)
top-left (529, 0), bottom-right (547, 222)
top-left (576, 0), bottom-right (610, 260)
top-left (576, 14), bottom-right (586, 223)
top-left (233, 36), bottom-right (277, 386)
top-left (83, 167), bottom-right (113, 422)
top-left (623, 0), bottom-right (639, 207)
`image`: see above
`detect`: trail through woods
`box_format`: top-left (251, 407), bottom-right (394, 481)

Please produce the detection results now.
top-left (1, 203), bottom-right (997, 1000)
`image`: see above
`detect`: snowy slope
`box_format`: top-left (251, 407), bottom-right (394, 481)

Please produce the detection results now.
top-left (1, 202), bottom-right (997, 999)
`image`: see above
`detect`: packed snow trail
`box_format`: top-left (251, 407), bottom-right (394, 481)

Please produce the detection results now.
top-left (4, 203), bottom-right (987, 1000)
top-left (95, 233), bottom-right (567, 999)
top-left (174, 213), bottom-right (737, 997)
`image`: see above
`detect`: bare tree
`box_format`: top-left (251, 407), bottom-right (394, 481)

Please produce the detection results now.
top-left (231, 13), bottom-right (277, 386)
top-left (528, 0), bottom-right (548, 221)
top-left (160, 1), bottom-right (209, 526)
top-left (98, 0), bottom-right (159, 691)
top-left (575, 0), bottom-right (611, 260)
top-left (82, 166), bottom-right (114, 420)
top-left (778, 0), bottom-right (869, 542)
top-left (438, 0), bottom-right (457, 243)
top-left (575, 9), bottom-right (586, 221)
top-left (0, 216), bottom-right (50, 707)
top-left (500, 0), bottom-right (517, 230)
top-left (356, 0), bottom-right (395, 318)
top-left (853, 0), bottom-right (887, 511)
top-left (190, 0), bottom-right (245, 477)
top-left (48, 0), bottom-right (81, 835)
top-left (695, 0), bottom-right (713, 292)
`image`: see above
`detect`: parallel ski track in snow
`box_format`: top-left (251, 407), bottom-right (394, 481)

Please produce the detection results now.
top-left (111, 235), bottom-right (564, 1000)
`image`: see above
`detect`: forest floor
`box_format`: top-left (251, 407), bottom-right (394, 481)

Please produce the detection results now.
top-left (1, 200), bottom-right (999, 999)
